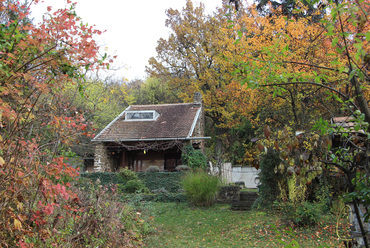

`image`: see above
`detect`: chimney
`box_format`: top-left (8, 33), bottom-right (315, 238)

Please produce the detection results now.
top-left (193, 92), bottom-right (202, 107)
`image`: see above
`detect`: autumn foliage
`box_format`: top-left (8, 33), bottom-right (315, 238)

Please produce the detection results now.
top-left (0, 1), bottom-right (144, 246)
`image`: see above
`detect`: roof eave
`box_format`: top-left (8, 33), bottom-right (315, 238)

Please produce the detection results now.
top-left (91, 137), bottom-right (212, 142)
top-left (187, 107), bottom-right (201, 138)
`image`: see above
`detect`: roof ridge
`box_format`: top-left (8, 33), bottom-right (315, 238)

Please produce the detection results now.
top-left (131, 103), bottom-right (193, 107)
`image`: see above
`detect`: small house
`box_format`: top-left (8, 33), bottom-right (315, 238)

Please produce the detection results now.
top-left (90, 92), bottom-right (209, 172)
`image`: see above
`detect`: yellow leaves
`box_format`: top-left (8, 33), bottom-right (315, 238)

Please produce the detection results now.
top-left (17, 202), bottom-right (23, 211)
top-left (0, 157), bottom-right (4, 166)
top-left (14, 218), bottom-right (22, 230)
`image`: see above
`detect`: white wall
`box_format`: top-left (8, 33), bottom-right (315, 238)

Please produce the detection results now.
top-left (232, 166), bottom-right (259, 188)
top-left (209, 163), bottom-right (259, 188)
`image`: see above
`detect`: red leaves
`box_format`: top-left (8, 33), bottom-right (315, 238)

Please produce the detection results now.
top-left (257, 141), bottom-right (264, 152)
top-left (80, 123), bottom-right (87, 130)
top-left (263, 125), bottom-right (271, 139)
top-left (0, 0), bottom-right (114, 245)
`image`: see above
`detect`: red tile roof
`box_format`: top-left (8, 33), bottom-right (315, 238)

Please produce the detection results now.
top-left (93, 103), bottom-right (201, 141)
top-left (331, 116), bottom-right (364, 133)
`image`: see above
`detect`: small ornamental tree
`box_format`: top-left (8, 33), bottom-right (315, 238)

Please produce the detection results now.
top-left (0, 1), bottom-right (116, 246)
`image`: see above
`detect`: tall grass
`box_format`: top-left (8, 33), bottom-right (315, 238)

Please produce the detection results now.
top-left (181, 169), bottom-right (220, 207)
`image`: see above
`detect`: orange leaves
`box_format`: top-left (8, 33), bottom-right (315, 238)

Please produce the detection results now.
top-left (0, 1), bottom-right (111, 245)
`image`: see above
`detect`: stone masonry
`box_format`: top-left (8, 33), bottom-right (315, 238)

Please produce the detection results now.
top-left (93, 143), bottom-right (111, 172)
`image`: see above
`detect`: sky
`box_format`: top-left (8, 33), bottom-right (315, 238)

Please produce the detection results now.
top-left (31, 0), bottom-right (224, 82)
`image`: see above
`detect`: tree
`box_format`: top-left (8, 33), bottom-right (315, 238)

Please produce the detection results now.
top-left (232, 1), bottom-right (370, 124)
top-left (254, 0), bottom-right (323, 19)
top-left (232, 0), bottom-right (370, 245)
top-left (147, 0), bottom-right (258, 166)
top-left (127, 77), bottom-right (178, 105)
top-left (0, 1), bottom-right (112, 245)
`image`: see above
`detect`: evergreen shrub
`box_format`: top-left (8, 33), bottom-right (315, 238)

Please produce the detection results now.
top-left (254, 149), bottom-right (282, 209)
top-left (181, 145), bottom-right (207, 169)
top-left (81, 171), bottom-right (183, 193)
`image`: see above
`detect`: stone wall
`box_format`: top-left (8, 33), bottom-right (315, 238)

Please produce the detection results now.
top-left (217, 185), bottom-right (240, 203)
top-left (93, 143), bottom-right (112, 172)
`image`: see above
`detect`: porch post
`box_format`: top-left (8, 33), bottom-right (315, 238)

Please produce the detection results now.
top-left (93, 142), bottom-right (111, 172)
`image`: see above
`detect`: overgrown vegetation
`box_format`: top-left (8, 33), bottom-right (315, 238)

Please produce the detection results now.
top-left (82, 171), bottom-right (184, 192)
top-left (37, 179), bottom-right (152, 247)
top-left (2, 0), bottom-right (369, 245)
top-left (181, 145), bottom-right (208, 169)
top-left (254, 149), bottom-right (282, 208)
top-left (181, 169), bottom-right (220, 207)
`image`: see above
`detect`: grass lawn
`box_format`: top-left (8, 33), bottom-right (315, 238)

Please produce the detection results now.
top-left (143, 202), bottom-right (351, 248)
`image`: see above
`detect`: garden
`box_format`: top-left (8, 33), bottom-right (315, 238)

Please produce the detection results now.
top-left (80, 159), bottom-right (353, 248)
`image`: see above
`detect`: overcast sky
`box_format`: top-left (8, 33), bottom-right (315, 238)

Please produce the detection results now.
top-left (31, 0), bottom-right (223, 81)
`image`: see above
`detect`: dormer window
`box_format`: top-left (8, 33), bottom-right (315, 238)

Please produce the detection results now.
top-left (125, 110), bottom-right (159, 121)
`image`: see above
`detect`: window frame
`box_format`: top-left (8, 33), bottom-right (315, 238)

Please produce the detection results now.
top-left (125, 110), bottom-right (159, 121)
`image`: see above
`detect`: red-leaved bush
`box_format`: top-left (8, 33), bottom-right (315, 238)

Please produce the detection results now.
top-left (0, 1), bottom-right (145, 247)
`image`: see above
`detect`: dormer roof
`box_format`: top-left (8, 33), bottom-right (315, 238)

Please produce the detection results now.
top-left (92, 103), bottom-right (202, 142)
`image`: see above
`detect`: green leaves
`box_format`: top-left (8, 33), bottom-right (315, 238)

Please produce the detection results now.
top-left (312, 117), bottom-right (330, 135)
top-left (331, 37), bottom-right (339, 47)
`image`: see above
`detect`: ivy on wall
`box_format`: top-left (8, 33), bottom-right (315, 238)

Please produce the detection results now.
top-left (81, 172), bottom-right (184, 193)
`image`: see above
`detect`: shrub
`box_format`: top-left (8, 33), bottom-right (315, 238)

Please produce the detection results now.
top-left (274, 200), bottom-right (323, 226)
top-left (294, 201), bottom-right (323, 226)
top-left (181, 145), bottom-right (208, 169)
top-left (118, 167), bottom-right (138, 181)
top-left (254, 149), bottom-right (283, 209)
top-left (82, 171), bottom-right (184, 193)
top-left (120, 179), bottom-right (149, 194)
top-left (175, 165), bottom-right (190, 171)
top-left (138, 172), bottom-right (183, 193)
top-left (115, 168), bottom-right (149, 194)
top-left (146, 166), bottom-right (160, 172)
top-left (181, 169), bottom-right (220, 207)
top-left (30, 179), bottom-right (152, 247)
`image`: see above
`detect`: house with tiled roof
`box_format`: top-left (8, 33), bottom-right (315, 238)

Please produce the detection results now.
top-left (91, 92), bottom-right (210, 172)
top-left (331, 116), bottom-right (366, 149)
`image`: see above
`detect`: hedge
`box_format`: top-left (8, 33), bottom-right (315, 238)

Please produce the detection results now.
top-left (81, 172), bottom-right (184, 193)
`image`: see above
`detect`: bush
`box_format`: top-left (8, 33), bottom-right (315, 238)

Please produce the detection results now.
top-left (120, 179), bottom-right (149, 194)
top-left (117, 168), bottom-right (149, 194)
top-left (175, 165), bottom-right (190, 171)
top-left (118, 167), bottom-right (138, 181)
top-left (82, 171), bottom-right (184, 193)
top-left (294, 201), bottom-right (323, 226)
top-left (31, 179), bottom-right (152, 247)
top-left (146, 166), bottom-right (160, 172)
top-left (138, 172), bottom-right (183, 193)
top-left (181, 145), bottom-right (208, 169)
top-left (254, 149), bottom-right (283, 209)
top-left (181, 169), bottom-right (220, 207)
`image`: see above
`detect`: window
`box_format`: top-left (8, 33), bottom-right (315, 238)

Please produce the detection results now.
top-left (125, 111), bottom-right (158, 121)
